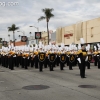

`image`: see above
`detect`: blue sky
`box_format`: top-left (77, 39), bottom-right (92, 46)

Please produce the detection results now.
top-left (0, 0), bottom-right (100, 41)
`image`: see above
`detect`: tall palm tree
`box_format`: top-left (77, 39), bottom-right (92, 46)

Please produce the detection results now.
top-left (8, 24), bottom-right (19, 46)
top-left (8, 34), bottom-right (10, 41)
top-left (38, 8), bottom-right (54, 45)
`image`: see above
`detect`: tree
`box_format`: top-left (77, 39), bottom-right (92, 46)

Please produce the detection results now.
top-left (38, 8), bottom-right (54, 45)
top-left (8, 24), bottom-right (19, 46)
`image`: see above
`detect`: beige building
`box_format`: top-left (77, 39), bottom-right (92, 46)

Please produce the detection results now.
top-left (39, 31), bottom-right (48, 45)
top-left (56, 17), bottom-right (100, 46)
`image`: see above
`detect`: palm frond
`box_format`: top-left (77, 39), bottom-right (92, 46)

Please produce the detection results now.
top-left (15, 27), bottom-right (19, 30)
top-left (8, 24), bottom-right (19, 32)
top-left (42, 8), bottom-right (54, 13)
top-left (38, 16), bottom-right (46, 22)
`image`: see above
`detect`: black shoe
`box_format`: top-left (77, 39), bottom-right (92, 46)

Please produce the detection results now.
top-left (83, 77), bottom-right (86, 78)
top-left (81, 77), bottom-right (86, 78)
top-left (50, 70), bottom-right (54, 71)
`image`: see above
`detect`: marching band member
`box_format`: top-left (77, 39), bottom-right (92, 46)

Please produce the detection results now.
top-left (59, 47), bottom-right (65, 70)
top-left (34, 45), bottom-right (39, 69)
top-left (97, 48), bottom-right (100, 69)
top-left (93, 46), bottom-right (98, 66)
top-left (77, 38), bottom-right (87, 78)
top-left (30, 47), bottom-right (34, 68)
top-left (68, 47), bottom-right (74, 70)
top-left (86, 45), bottom-right (92, 69)
top-left (44, 46), bottom-right (48, 68)
top-left (8, 48), bottom-right (15, 70)
top-left (38, 43), bottom-right (45, 72)
top-left (48, 45), bottom-right (55, 71)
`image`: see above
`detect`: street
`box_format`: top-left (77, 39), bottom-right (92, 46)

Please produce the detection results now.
top-left (0, 64), bottom-right (100, 100)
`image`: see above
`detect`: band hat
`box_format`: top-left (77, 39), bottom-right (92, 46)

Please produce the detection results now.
top-left (80, 38), bottom-right (85, 44)
top-left (87, 44), bottom-right (90, 48)
top-left (30, 47), bottom-right (33, 52)
top-left (94, 46), bottom-right (97, 50)
top-left (52, 44), bottom-right (55, 49)
top-left (39, 41), bottom-right (42, 45)
top-left (56, 44), bottom-right (58, 48)
top-left (68, 47), bottom-right (71, 51)
top-left (39, 44), bottom-right (42, 49)
top-left (8, 45), bottom-right (11, 49)
top-left (11, 43), bottom-right (14, 48)
top-left (75, 47), bottom-right (78, 51)
top-left (61, 43), bottom-right (64, 48)
top-left (35, 44), bottom-right (38, 49)
top-left (44, 46), bottom-right (47, 51)
top-left (60, 47), bottom-right (63, 51)
top-left (97, 43), bottom-right (100, 48)
top-left (98, 48), bottom-right (100, 50)
top-left (78, 45), bottom-right (81, 50)
top-left (86, 46), bottom-right (89, 51)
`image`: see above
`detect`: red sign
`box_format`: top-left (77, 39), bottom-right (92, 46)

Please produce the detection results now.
top-left (64, 33), bottom-right (73, 37)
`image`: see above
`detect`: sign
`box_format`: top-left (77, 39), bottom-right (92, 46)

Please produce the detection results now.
top-left (2, 41), bottom-right (7, 46)
top-left (38, 52), bottom-right (46, 62)
top-left (49, 54), bottom-right (56, 63)
top-left (60, 54), bottom-right (66, 63)
top-left (35, 32), bottom-right (41, 39)
top-left (21, 36), bottom-right (27, 42)
top-left (69, 54), bottom-right (76, 63)
top-left (88, 54), bottom-right (92, 62)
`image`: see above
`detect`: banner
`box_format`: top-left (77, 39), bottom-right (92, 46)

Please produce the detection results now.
top-left (21, 36), bottom-right (27, 42)
top-left (60, 54), bottom-right (66, 63)
top-left (69, 54), bottom-right (76, 63)
top-left (35, 32), bottom-right (41, 39)
top-left (38, 52), bottom-right (46, 62)
top-left (2, 41), bottom-right (7, 46)
top-left (49, 54), bottom-right (56, 63)
top-left (88, 54), bottom-right (92, 62)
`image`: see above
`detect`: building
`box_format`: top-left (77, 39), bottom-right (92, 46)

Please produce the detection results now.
top-left (56, 17), bottom-right (100, 48)
top-left (39, 31), bottom-right (48, 45)
top-left (51, 31), bottom-right (56, 44)
top-left (15, 41), bottom-right (26, 46)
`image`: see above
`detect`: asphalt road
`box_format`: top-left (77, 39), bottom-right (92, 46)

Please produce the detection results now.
top-left (0, 64), bottom-right (100, 100)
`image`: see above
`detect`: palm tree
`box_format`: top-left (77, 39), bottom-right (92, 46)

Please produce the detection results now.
top-left (38, 8), bottom-right (54, 45)
top-left (8, 24), bottom-right (19, 46)
top-left (8, 34), bottom-right (10, 41)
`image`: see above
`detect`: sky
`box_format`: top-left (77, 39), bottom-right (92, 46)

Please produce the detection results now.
top-left (0, 0), bottom-right (100, 41)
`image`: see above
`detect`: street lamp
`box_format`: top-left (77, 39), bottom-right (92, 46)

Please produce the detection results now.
top-left (29, 26), bottom-right (39, 44)
top-left (29, 26), bottom-right (39, 32)
top-left (17, 31), bottom-right (25, 36)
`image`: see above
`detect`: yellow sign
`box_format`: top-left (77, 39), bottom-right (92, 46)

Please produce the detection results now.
top-left (51, 56), bottom-right (54, 60)
top-left (40, 54), bottom-right (44, 60)
top-left (71, 55), bottom-right (74, 60)
top-left (61, 56), bottom-right (65, 61)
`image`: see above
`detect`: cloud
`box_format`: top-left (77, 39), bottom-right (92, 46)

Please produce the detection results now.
top-left (0, 0), bottom-right (100, 41)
